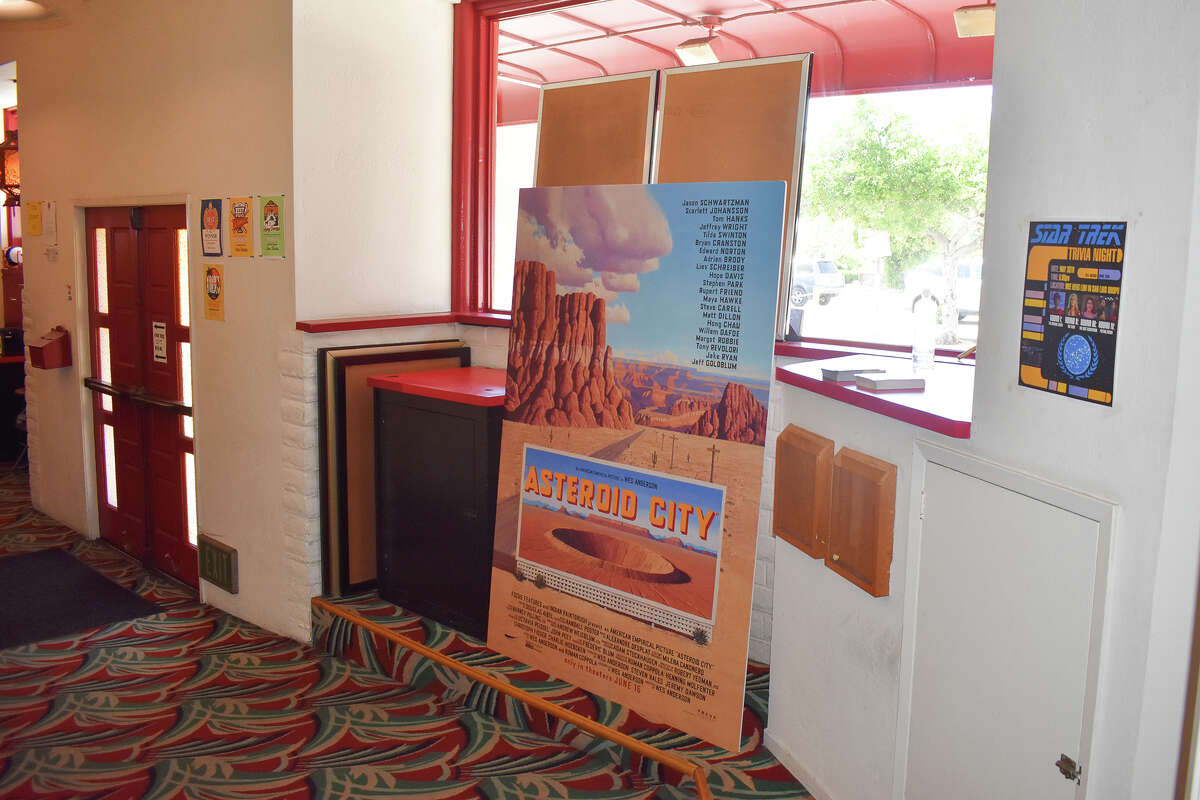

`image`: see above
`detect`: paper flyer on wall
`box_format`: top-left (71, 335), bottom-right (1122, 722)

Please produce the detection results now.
top-left (259, 195), bottom-right (285, 257)
top-left (487, 181), bottom-right (786, 751)
top-left (200, 198), bottom-right (223, 256)
top-left (1018, 221), bottom-right (1126, 405)
top-left (203, 264), bottom-right (225, 321)
top-left (229, 197), bottom-right (252, 257)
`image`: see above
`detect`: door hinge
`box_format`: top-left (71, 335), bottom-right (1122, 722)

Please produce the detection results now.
top-left (1056, 753), bottom-right (1082, 784)
top-left (130, 207), bottom-right (143, 229)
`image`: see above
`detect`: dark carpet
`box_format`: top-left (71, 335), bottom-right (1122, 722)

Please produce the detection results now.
top-left (0, 547), bottom-right (161, 648)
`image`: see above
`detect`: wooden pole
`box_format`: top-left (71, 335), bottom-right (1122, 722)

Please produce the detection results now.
top-left (312, 597), bottom-right (714, 800)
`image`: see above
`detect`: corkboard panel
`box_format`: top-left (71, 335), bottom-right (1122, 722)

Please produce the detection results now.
top-left (655, 57), bottom-right (808, 213)
top-left (772, 424), bottom-right (833, 558)
top-left (828, 447), bottom-right (897, 597)
top-left (535, 72), bottom-right (657, 187)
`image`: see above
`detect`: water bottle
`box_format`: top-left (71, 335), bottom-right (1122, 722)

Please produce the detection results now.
top-left (912, 289), bottom-right (936, 372)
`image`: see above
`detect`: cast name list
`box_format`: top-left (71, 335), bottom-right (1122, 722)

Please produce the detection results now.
top-left (683, 198), bottom-right (750, 372)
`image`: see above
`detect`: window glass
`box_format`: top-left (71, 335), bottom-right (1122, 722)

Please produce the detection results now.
top-left (492, 122), bottom-right (539, 311)
top-left (784, 85), bottom-right (991, 347)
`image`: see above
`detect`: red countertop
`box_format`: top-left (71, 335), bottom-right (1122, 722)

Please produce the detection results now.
top-left (776, 354), bottom-right (974, 438)
top-left (367, 366), bottom-right (507, 407)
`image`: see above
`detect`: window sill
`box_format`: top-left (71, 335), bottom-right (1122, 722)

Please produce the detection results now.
top-left (775, 353), bottom-right (973, 438)
top-left (295, 311), bottom-right (513, 333)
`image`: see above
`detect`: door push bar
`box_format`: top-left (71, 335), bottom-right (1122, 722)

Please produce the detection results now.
top-left (83, 377), bottom-right (192, 416)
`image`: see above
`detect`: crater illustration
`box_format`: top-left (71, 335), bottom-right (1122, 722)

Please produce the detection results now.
top-left (550, 528), bottom-right (690, 584)
top-left (517, 504), bottom-right (718, 619)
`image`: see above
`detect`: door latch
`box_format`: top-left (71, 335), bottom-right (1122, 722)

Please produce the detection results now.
top-left (1056, 753), bottom-right (1081, 784)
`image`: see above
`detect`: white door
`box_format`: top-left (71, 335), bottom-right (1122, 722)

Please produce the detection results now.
top-left (905, 462), bottom-right (1103, 799)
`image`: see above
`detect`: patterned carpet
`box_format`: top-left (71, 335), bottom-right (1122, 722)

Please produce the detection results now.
top-left (0, 472), bottom-right (678, 799)
top-left (313, 596), bottom-right (808, 798)
top-left (0, 470), bottom-right (809, 799)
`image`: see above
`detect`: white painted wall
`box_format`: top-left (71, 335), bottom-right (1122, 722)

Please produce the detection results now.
top-left (766, 1), bottom-right (1200, 798)
top-left (0, 0), bottom-right (301, 633)
top-left (292, 0), bottom-right (454, 320)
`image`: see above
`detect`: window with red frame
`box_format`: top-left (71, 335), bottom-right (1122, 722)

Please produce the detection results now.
top-left (453, 0), bottom-right (994, 349)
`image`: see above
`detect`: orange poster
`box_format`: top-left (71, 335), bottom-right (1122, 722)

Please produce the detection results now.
top-left (203, 264), bottom-right (225, 321)
top-left (228, 197), bottom-right (252, 257)
top-left (487, 182), bottom-right (785, 750)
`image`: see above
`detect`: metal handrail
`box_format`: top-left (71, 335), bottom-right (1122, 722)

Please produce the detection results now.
top-left (311, 597), bottom-right (714, 800)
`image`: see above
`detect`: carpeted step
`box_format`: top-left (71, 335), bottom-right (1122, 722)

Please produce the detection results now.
top-left (312, 591), bottom-right (807, 798)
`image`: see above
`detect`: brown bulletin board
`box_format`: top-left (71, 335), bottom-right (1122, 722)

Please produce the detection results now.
top-left (535, 71), bottom-right (658, 187)
top-left (319, 341), bottom-right (469, 596)
top-left (654, 55), bottom-right (812, 331)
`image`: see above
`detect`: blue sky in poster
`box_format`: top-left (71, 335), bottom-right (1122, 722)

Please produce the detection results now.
top-left (515, 181), bottom-right (786, 382)
top-left (520, 445), bottom-right (724, 556)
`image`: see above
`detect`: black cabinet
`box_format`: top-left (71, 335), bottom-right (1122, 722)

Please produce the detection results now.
top-left (374, 388), bottom-right (502, 641)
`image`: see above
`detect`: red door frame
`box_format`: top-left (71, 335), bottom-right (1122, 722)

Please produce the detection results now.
top-left (85, 205), bottom-right (197, 587)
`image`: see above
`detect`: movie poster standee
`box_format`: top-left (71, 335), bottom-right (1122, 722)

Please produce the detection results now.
top-left (487, 181), bottom-right (786, 750)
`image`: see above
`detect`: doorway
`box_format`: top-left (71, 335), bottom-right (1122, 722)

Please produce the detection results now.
top-left (84, 205), bottom-right (198, 587)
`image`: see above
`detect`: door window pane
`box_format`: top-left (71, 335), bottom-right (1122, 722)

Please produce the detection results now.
top-left (185, 452), bottom-right (198, 546)
top-left (98, 327), bottom-right (113, 412)
top-left (180, 341), bottom-right (193, 438)
top-left (102, 423), bottom-right (118, 508)
top-left (95, 228), bottom-right (109, 314)
top-left (177, 229), bottom-right (190, 327)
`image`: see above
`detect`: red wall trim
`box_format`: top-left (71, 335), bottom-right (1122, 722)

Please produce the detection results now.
top-left (452, 0), bottom-right (601, 314)
top-left (775, 338), bottom-right (976, 361)
top-left (295, 311), bottom-right (514, 333)
top-left (775, 362), bottom-right (973, 438)
top-left (295, 313), bottom-right (457, 334)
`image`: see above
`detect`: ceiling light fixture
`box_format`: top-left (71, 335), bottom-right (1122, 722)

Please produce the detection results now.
top-left (954, 3), bottom-right (995, 37)
top-left (0, 0), bottom-right (51, 21)
top-left (675, 16), bottom-right (723, 66)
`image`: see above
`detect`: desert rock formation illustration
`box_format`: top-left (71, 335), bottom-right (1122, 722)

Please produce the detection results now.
top-left (688, 382), bottom-right (768, 445)
top-left (506, 260), bottom-right (635, 429)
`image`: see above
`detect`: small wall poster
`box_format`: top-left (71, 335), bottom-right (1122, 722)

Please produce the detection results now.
top-left (488, 181), bottom-right (786, 751)
top-left (259, 195), bottom-right (285, 257)
top-left (24, 200), bottom-right (41, 237)
top-left (1018, 221), bottom-right (1126, 405)
top-left (203, 264), bottom-right (225, 321)
top-left (229, 197), bottom-right (253, 257)
top-left (152, 321), bottom-right (168, 364)
top-left (200, 199), bottom-right (223, 257)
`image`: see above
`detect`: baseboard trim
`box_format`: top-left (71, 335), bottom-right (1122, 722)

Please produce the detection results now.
top-left (764, 727), bottom-right (835, 800)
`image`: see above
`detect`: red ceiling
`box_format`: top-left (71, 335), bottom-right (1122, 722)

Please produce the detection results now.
top-left (496, 0), bottom-right (994, 124)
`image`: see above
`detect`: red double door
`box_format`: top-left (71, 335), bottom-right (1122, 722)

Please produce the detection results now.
top-left (85, 205), bottom-right (197, 587)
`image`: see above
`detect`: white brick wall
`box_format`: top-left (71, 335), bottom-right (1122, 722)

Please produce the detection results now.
top-left (278, 324), bottom-right (461, 606)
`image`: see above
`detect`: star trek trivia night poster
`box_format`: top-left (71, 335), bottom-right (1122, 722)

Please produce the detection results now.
top-left (1019, 221), bottom-right (1126, 405)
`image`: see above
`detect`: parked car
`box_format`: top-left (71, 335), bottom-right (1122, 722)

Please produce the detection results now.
top-left (903, 259), bottom-right (982, 320)
top-left (790, 259), bottom-right (846, 307)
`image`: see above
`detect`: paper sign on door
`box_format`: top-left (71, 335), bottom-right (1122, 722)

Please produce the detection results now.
top-left (152, 321), bottom-right (168, 363)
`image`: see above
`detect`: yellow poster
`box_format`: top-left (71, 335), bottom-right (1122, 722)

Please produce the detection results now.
top-left (229, 197), bottom-right (252, 257)
top-left (24, 201), bottom-right (41, 237)
top-left (203, 264), bottom-right (225, 321)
